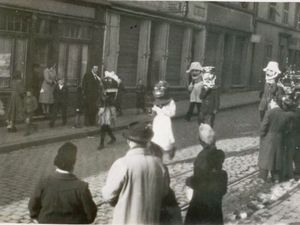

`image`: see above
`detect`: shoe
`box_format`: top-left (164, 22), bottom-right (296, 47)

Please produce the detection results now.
top-left (97, 144), bottom-right (104, 150)
top-left (108, 138), bottom-right (116, 145)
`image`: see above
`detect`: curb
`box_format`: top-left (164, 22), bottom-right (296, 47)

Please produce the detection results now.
top-left (0, 101), bottom-right (259, 154)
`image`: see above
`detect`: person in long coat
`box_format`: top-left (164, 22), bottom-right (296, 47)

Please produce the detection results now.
top-left (28, 142), bottom-right (97, 224)
top-left (102, 122), bottom-right (169, 225)
top-left (6, 71), bottom-right (25, 132)
top-left (82, 65), bottom-right (102, 126)
top-left (198, 70), bottom-right (220, 127)
top-left (39, 63), bottom-right (57, 115)
top-left (185, 124), bottom-right (228, 225)
top-left (258, 97), bottom-right (295, 182)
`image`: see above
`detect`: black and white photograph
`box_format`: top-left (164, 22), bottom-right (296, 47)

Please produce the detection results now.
top-left (0, 0), bottom-right (300, 224)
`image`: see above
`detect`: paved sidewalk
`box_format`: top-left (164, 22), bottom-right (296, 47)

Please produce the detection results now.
top-left (0, 90), bottom-right (259, 153)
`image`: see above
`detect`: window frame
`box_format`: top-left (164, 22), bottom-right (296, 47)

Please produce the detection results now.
top-left (268, 3), bottom-right (277, 22)
top-left (282, 3), bottom-right (289, 24)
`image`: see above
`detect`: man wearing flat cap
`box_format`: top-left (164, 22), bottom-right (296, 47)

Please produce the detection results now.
top-left (28, 142), bottom-right (97, 224)
top-left (102, 122), bottom-right (169, 225)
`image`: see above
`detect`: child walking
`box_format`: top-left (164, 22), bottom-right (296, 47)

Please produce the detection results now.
top-left (97, 96), bottom-right (117, 150)
top-left (150, 81), bottom-right (176, 160)
top-left (24, 89), bottom-right (38, 136)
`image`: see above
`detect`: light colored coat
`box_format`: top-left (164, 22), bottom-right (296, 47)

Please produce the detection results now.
top-left (188, 81), bottom-right (203, 103)
top-left (39, 68), bottom-right (56, 104)
top-left (152, 100), bottom-right (176, 152)
top-left (102, 147), bottom-right (169, 225)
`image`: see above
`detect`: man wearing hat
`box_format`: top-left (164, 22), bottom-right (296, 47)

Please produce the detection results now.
top-left (259, 61), bottom-right (283, 121)
top-left (102, 122), bottom-right (169, 225)
top-left (185, 62), bottom-right (204, 121)
top-left (28, 142), bottom-right (97, 224)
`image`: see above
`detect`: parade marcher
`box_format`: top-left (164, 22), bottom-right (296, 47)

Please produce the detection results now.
top-left (293, 93), bottom-right (300, 180)
top-left (97, 95), bottom-right (117, 150)
top-left (102, 71), bottom-right (120, 104)
top-left (258, 61), bottom-right (282, 121)
top-left (82, 65), bottom-right (102, 126)
top-left (198, 67), bottom-right (220, 127)
top-left (185, 62), bottom-right (203, 121)
top-left (49, 78), bottom-right (68, 128)
top-left (135, 79), bottom-right (146, 114)
top-left (185, 124), bottom-right (228, 225)
top-left (258, 96), bottom-right (295, 183)
top-left (6, 71), bottom-right (25, 132)
top-left (150, 81), bottom-right (177, 159)
top-left (102, 122), bottom-right (169, 225)
top-left (24, 89), bottom-right (38, 136)
top-left (39, 62), bottom-right (57, 115)
top-left (28, 142), bottom-right (97, 224)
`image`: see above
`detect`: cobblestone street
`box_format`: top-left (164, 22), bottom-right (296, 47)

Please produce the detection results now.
top-left (0, 105), bottom-right (270, 224)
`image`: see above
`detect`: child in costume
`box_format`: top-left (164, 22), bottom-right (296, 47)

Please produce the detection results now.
top-left (259, 61), bottom-right (283, 121)
top-left (185, 62), bottom-right (203, 121)
top-left (24, 89), bottom-right (38, 136)
top-left (150, 81), bottom-right (176, 160)
top-left (198, 67), bottom-right (220, 127)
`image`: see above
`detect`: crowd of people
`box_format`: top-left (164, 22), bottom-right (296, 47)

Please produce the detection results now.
top-left (0, 63), bottom-right (151, 136)
top-left (258, 61), bottom-right (300, 183)
top-left (0, 58), bottom-right (297, 224)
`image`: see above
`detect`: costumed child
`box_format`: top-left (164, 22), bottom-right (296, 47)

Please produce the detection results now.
top-left (185, 124), bottom-right (227, 225)
top-left (198, 66), bottom-right (220, 127)
top-left (97, 74), bottom-right (118, 150)
top-left (24, 89), bottom-right (38, 136)
top-left (185, 62), bottom-right (203, 121)
top-left (150, 81), bottom-right (176, 160)
top-left (258, 61), bottom-right (283, 121)
top-left (102, 71), bottom-right (120, 106)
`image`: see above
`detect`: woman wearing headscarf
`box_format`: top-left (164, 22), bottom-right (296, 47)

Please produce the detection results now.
top-left (185, 124), bottom-right (228, 225)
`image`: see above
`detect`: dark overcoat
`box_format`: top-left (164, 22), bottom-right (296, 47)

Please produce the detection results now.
top-left (28, 172), bottom-right (97, 224)
top-left (185, 146), bottom-right (227, 225)
top-left (53, 84), bottom-right (68, 105)
top-left (199, 86), bottom-right (220, 115)
top-left (82, 72), bottom-right (101, 102)
top-left (258, 107), bottom-right (294, 175)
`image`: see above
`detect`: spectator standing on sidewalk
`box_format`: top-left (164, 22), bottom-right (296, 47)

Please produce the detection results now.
top-left (39, 62), bottom-right (57, 116)
top-left (6, 71), bottom-right (25, 132)
top-left (97, 95), bottom-right (117, 150)
top-left (258, 61), bottom-right (283, 121)
top-left (49, 78), bottom-right (68, 128)
top-left (102, 122), bottom-right (169, 225)
top-left (185, 62), bottom-right (204, 121)
top-left (198, 67), bottom-right (220, 127)
top-left (82, 65), bottom-right (102, 126)
top-left (24, 89), bottom-right (38, 136)
top-left (185, 124), bottom-right (228, 225)
top-left (150, 81), bottom-right (177, 160)
top-left (135, 79), bottom-right (146, 114)
top-left (258, 96), bottom-right (295, 183)
top-left (28, 142), bottom-right (97, 224)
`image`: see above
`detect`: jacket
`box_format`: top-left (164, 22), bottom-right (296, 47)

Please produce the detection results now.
top-left (39, 68), bottom-right (56, 104)
top-left (53, 84), bottom-right (68, 105)
top-left (102, 147), bottom-right (169, 225)
top-left (28, 172), bottom-right (97, 224)
top-left (199, 86), bottom-right (220, 114)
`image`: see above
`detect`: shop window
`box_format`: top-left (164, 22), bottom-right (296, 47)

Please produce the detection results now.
top-left (0, 37), bottom-right (27, 88)
top-left (58, 43), bottom-right (88, 86)
top-left (0, 12), bottom-right (30, 33)
top-left (268, 3), bottom-right (277, 22)
top-left (60, 23), bottom-right (92, 40)
top-left (282, 3), bottom-right (289, 24)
